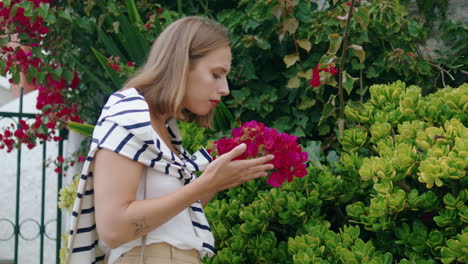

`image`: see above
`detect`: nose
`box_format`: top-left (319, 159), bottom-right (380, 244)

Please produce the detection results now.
top-left (218, 78), bottom-right (230, 96)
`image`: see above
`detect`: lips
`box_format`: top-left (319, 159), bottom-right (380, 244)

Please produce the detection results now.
top-left (210, 100), bottom-right (220, 107)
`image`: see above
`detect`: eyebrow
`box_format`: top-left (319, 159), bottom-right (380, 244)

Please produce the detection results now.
top-left (213, 66), bottom-right (230, 74)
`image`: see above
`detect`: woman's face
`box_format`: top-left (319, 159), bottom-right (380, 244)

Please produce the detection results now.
top-left (183, 46), bottom-right (231, 116)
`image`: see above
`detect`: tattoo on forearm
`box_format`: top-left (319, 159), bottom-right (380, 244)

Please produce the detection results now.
top-left (131, 218), bottom-right (148, 236)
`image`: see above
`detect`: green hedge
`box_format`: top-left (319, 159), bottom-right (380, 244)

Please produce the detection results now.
top-left (203, 82), bottom-right (467, 264)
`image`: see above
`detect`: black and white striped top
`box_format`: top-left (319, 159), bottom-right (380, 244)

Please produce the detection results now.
top-left (66, 88), bottom-right (214, 264)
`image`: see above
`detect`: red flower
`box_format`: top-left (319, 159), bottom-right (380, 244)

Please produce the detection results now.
top-left (346, 2), bottom-right (351, 6)
top-left (309, 64), bottom-right (338, 87)
top-left (19, 120), bottom-right (29, 130)
top-left (46, 121), bottom-right (56, 129)
top-left (57, 156), bottom-right (64, 163)
top-left (127, 61), bottom-right (135, 67)
top-left (14, 129), bottom-right (28, 140)
top-left (310, 64), bottom-right (321, 87)
top-left (209, 121), bottom-right (309, 187)
top-left (78, 155), bottom-right (86, 162)
top-left (107, 62), bottom-right (120, 71)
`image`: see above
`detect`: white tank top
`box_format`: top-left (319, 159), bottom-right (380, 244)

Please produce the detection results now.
top-left (105, 166), bottom-right (204, 264)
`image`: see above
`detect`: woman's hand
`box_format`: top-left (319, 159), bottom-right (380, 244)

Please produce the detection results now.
top-left (200, 143), bottom-right (275, 193)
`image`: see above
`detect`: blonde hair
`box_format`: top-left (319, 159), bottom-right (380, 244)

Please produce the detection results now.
top-left (124, 16), bottom-right (231, 128)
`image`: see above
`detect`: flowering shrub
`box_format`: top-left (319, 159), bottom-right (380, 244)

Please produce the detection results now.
top-left (0, 0), bottom-right (83, 152)
top-left (209, 121), bottom-right (308, 187)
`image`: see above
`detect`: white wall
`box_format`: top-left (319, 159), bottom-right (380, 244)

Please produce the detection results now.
top-left (0, 76), bottom-right (12, 107)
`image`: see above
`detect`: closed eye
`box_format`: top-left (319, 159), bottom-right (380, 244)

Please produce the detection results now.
top-left (213, 73), bottom-right (221, 79)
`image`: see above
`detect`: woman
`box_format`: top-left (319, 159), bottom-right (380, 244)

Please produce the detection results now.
top-left (66, 16), bottom-right (274, 264)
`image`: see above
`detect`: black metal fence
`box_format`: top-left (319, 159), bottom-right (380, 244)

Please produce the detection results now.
top-left (0, 90), bottom-right (64, 264)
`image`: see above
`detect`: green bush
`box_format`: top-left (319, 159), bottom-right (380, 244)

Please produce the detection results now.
top-left (203, 81), bottom-right (467, 263)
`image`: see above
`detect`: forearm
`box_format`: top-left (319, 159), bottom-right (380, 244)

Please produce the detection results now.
top-left (97, 176), bottom-right (211, 248)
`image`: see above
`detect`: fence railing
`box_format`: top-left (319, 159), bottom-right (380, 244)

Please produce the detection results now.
top-left (0, 89), bottom-right (65, 264)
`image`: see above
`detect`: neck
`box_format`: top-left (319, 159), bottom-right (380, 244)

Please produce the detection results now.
top-left (151, 112), bottom-right (172, 124)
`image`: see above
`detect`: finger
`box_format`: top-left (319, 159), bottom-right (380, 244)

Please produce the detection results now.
top-left (245, 171), bottom-right (268, 181)
top-left (250, 163), bottom-right (275, 173)
top-left (243, 163), bottom-right (274, 176)
top-left (242, 154), bottom-right (275, 167)
top-left (219, 143), bottom-right (246, 162)
top-left (243, 171), bottom-right (268, 182)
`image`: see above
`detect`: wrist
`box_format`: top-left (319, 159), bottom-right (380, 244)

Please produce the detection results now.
top-left (194, 171), bottom-right (217, 196)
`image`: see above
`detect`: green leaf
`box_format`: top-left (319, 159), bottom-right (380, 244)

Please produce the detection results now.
top-left (238, 56), bottom-right (257, 79)
top-left (254, 37), bottom-right (271, 50)
top-left (162, 8), bottom-right (174, 24)
top-left (355, 6), bottom-right (370, 30)
top-left (97, 27), bottom-right (125, 60)
top-left (297, 39), bottom-right (311, 52)
top-left (84, 1), bottom-right (96, 16)
top-left (319, 95), bottom-right (336, 126)
top-left (304, 140), bottom-right (324, 170)
top-left (20, 1), bottom-right (33, 16)
top-left (349, 44), bottom-right (366, 63)
top-left (283, 53), bottom-right (299, 68)
top-left (343, 71), bottom-right (357, 95)
top-left (38, 3), bottom-right (50, 19)
top-left (297, 69), bottom-right (313, 80)
top-left (115, 14), bottom-right (149, 64)
top-left (296, 1), bottom-right (315, 23)
top-left (283, 18), bottom-right (299, 35)
top-left (63, 71), bottom-right (74, 82)
top-left (124, 0), bottom-right (143, 24)
top-left (287, 76), bottom-right (301, 89)
top-left (26, 66), bottom-right (38, 83)
top-left (44, 12), bottom-right (56, 24)
top-left (107, 1), bottom-right (120, 16)
top-left (298, 96), bottom-right (316, 110)
top-left (408, 20), bottom-right (420, 37)
top-left (327, 34), bottom-right (342, 55)
top-left (9, 5), bottom-right (19, 20)
top-left (91, 47), bottom-right (125, 89)
top-left (76, 17), bottom-right (93, 32)
top-left (213, 102), bottom-right (235, 131)
top-left (0, 36), bottom-right (10, 46)
top-left (52, 67), bottom-right (63, 79)
top-left (68, 121), bottom-right (94, 138)
top-left (69, 54), bottom-right (114, 94)
top-left (58, 8), bottom-right (73, 21)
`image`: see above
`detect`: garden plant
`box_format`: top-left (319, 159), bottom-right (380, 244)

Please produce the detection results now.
top-left (0, 0), bottom-right (466, 263)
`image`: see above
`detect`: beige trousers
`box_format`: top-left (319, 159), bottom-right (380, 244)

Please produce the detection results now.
top-left (114, 242), bottom-right (202, 264)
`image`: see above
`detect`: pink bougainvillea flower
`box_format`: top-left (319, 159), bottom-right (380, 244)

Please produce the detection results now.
top-left (310, 64), bottom-right (338, 87)
top-left (107, 62), bottom-right (120, 71)
top-left (310, 64), bottom-right (321, 87)
top-left (209, 121), bottom-right (309, 187)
